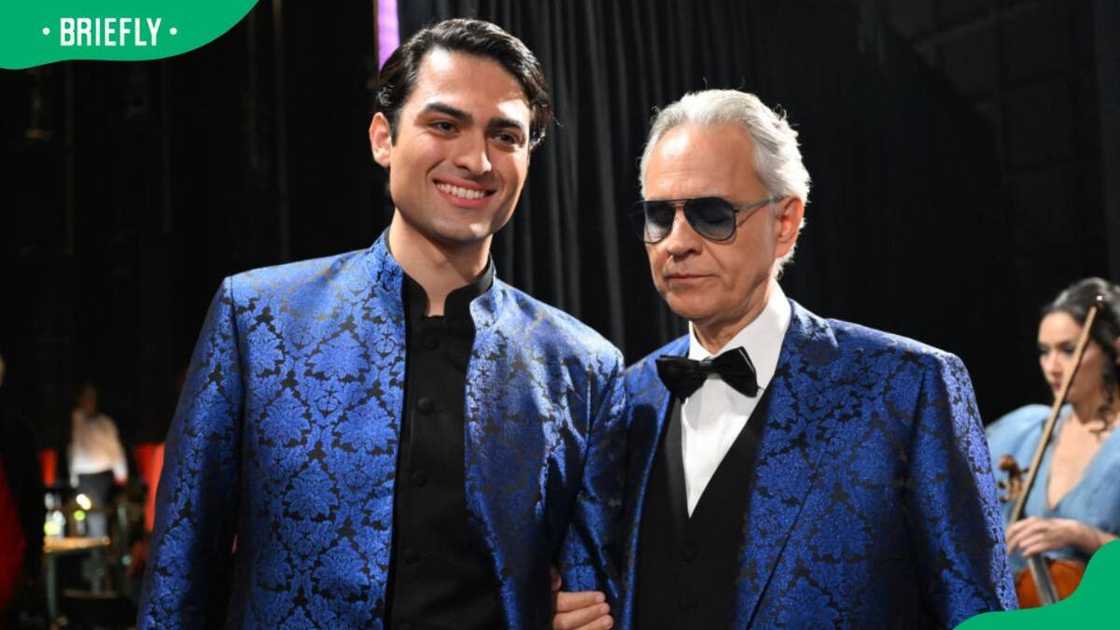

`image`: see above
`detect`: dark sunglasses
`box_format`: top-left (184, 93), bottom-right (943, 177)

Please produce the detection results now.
top-left (628, 195), bottom-right (784, 244)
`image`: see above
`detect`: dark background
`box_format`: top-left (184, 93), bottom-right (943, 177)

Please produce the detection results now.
top-left (1, 0), bottom-right (1117, 452)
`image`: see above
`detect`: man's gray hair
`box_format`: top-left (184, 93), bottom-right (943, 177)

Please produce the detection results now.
top-left (639, 89), bottom-right (811, 271)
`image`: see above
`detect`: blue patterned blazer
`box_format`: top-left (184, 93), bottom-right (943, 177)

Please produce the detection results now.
top-left (619, 300), bottom-right (1016, 628)
top-left (139, 235), bottom-right (626, 629)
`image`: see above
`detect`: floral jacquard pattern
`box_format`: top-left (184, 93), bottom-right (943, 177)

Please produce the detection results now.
top-left (139, 235), bottom-right (626, 629)
top-left (620, 301), bottom-right (1016, 629)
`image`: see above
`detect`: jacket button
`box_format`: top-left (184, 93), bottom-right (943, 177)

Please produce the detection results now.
top-left (422, 334), bottom-right (439, 350)
top-left (417, 397), bottom-right (434, 414)
top-left (681, 542), bottom-right (698, 563)
top-left (411, 470), bottom-right (428, 487)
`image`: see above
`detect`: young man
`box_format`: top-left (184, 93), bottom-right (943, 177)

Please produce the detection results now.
top-left (555, 89), bottom-right (1015, 629)
top-left (141, 19), bottom-right (624, 629)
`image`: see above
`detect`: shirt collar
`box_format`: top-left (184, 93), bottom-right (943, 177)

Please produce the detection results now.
top-left (403, 258), bottom-right (495, 324)
top-left (384, 232), bottom-right (495, 323)
top-left (687, 280), bottom-right (792, 388)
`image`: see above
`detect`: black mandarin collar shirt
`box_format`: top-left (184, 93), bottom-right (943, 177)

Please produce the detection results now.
top-left (403, 259), bottom-right (494, 324)
top-left (386, 259), bottom-right (502, 630)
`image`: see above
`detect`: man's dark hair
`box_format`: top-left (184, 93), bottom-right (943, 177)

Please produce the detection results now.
top-left (375, 18), bottom-right (552, 149)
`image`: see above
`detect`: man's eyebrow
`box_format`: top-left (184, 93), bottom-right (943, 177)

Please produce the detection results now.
top-left (486, 116), bottom-right (527, 136)
top-left (419, 102), bottom-right (527, 136)
top-left (419, 102), bottom-right (472, 123)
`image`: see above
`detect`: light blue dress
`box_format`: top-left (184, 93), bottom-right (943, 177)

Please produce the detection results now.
top-left (986, 404), bottom-right (1120, 572)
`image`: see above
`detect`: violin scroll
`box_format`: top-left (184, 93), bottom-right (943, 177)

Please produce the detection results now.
top-left (996, 455), bottom-right (1026, 503)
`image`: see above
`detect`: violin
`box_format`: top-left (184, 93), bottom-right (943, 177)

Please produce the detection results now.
top-left (995, 295), bottom-right (1104, 607)
top-left (996, 457), bottom-right (1084, 607)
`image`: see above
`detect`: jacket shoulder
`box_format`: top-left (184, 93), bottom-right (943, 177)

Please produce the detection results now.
top-left (824, 317), bottom-right (963, 369)
top-left (496, 282), bottom-right (622, 364)
top-left (225, 249), bottom-right (368, 303)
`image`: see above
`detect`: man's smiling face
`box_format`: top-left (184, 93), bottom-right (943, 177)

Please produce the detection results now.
top-left (370, 47), bottom-right (532, 247)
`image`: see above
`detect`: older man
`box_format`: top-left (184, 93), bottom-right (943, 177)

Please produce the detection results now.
top-left (555, 89), bottom-right (1015, 630)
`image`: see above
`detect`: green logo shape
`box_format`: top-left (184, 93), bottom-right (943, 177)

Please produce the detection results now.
top-left (0, 0), bottom-right (259, 69)
top-left (958, 540), bottom-right (1120, 629)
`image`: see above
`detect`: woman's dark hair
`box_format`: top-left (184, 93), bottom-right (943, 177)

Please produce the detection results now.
top-left (375, 18), bottom-right (553, 149)
top-left (1042, 277), bottom-right (1120, 410)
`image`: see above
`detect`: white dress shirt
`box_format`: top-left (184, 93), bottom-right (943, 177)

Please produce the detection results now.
top-left (69, 410), bottom-right (129, 486)
top-left (681, 281), bottom-right (791, 515)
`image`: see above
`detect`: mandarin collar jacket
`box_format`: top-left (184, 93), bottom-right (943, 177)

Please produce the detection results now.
top-left (139, 234), bottom-right (626, 629)
top-left (619, 300), bottom-right (1016, 629)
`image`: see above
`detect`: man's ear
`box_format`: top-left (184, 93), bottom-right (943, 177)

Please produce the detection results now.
top-left (369, 112), bottom-right (393, 168)
top-left (773, 196), bottom-right (805, 259)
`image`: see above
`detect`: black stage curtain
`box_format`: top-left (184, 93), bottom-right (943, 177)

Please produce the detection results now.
top-left (6, 1), bottom-right (1106, 446)
top-left (0, 3), bottom-right (384, 446)
top-left (399, 1), bottom-right (1024, 416)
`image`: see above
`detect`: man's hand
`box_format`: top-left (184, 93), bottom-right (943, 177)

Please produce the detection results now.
top-left (551, 568), bottom-right (613, 630)
top-left (1006, 516), bottom-right (1105, 556)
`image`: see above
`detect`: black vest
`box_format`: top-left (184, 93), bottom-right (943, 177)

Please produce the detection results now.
top-left (635, 388), bottom-right (771, 629)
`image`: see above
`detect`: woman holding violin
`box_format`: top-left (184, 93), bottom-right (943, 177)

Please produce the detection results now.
top-left (987, 277), bottom-right (1120, 606)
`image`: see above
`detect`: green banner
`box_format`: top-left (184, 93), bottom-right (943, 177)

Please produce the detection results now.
top-left (958, 540), bottom-right (1120, 629)
top-left (0, 1), bottom-right (259, 69)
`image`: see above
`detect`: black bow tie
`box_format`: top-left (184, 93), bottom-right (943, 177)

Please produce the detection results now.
top-left (656, 347), bottom-right (760, 400)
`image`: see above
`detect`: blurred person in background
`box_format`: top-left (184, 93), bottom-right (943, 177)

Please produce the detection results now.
top-left (69, 381), bottom-right (127, 536)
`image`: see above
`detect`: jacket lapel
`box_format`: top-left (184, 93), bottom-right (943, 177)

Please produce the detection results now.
top-left (343, 235), bottom-right (406, 610)
top-left (462, 282), bottom-right (554, 626)
top-left (731, 301), bottom-right (842, 627)
top-left (620, 335), bottom-right (689, 626)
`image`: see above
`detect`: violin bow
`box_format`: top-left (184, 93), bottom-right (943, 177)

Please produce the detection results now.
top-left (1007, 295), bottom-right (1104, 604)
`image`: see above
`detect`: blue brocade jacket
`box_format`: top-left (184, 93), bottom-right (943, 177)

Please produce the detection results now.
top-left (138, 235), bottom-right (626, 629)
top-left (619, 300), bottom-right (1016, 629)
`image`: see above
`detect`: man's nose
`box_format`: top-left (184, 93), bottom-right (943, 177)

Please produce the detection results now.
top-left (453, 133), bottom-right (492, 175)
top-left (661, 208), bottom-right (702, 256)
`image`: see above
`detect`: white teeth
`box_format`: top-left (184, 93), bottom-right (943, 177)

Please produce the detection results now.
top-left (437, 183), bottom-right (486, 200)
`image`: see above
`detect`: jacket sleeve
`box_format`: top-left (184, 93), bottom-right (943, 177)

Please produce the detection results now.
top-left (138, 277), bottom-right (244, 629)
top-left (557, 349), bottom-right (628, 606)
top-left (905, 352), bottom-right (1018, 626)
